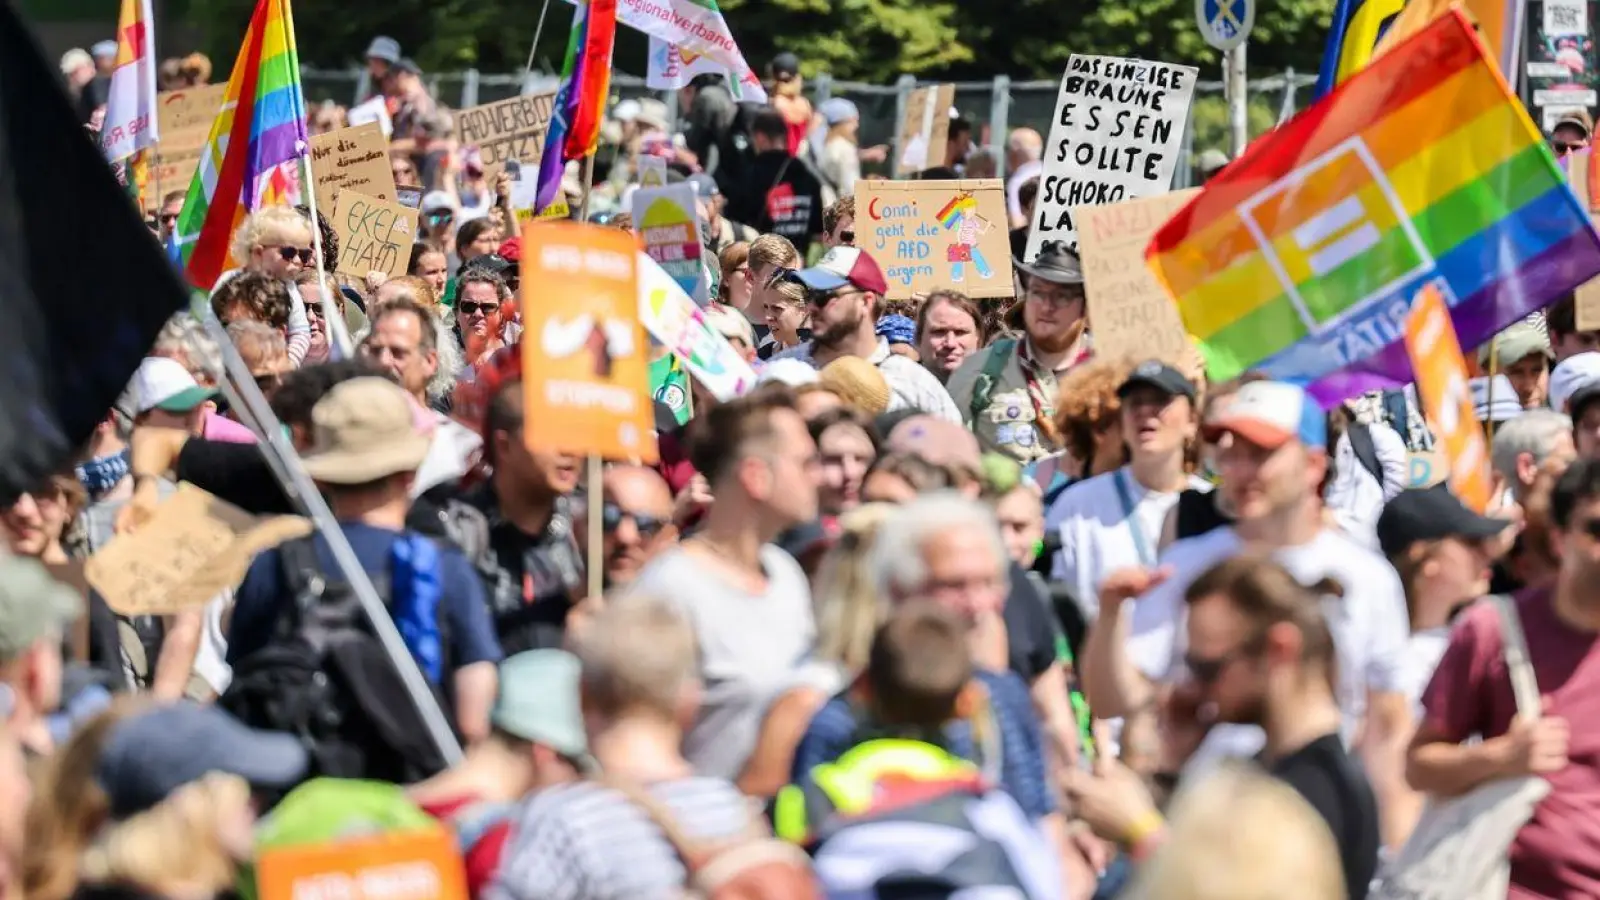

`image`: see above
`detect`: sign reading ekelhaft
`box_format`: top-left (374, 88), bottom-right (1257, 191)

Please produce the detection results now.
top-left (1026, 54), bottom-right (1198, 260)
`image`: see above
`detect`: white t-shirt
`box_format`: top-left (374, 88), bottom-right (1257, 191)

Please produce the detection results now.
top-left (1398, 626), bottom-right (1451, 722)
top-left (1126, 526), bottom-right (1410, 769)
top-left (1045, 467), bottom-right (1212, 619)
top-left (1323, 422), bottom-right (1409, 548)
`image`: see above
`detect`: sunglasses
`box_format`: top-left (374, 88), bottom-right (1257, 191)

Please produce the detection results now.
top-left (159, 212), bottom-right (181, 225)
top-left (838, 229), bottom-right (855, 244)
top-left (275, 246), bottom-right (314, 265)
top-left (765, 266), bottom-right (800, 289)
top-left (1182, 632), bottom-right (1265, 685)
top-left (458, 300), bottom-right (501, 316)
top-left (601, 502), bottom-right (668, 539)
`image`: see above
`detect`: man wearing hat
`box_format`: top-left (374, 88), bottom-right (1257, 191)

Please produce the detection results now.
top-left (946, 240), bottom-right (1091, 464)
top-left (0, 555), bottom-right (81, 756)
top-left (770, 247), bottom-right (962, 423)
top-left (226, 378), bottom-right (503, 742)
top-left (1481, 320), bottom-right (1553, 410)
top-left (1551, 108), bottom-right (1592, 156)
top-left (129, 356), bottom-right (219, 435)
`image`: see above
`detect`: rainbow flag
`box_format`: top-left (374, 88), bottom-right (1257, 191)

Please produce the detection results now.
top-left (535, 0), bottom-right (618, 214)
top-left (100, 0), bottom-right (159, 162)
top-left (1146, 9), bottom-right (1600, 405)
top-left (172, 0), bottom-right (308, 290)
top-left (937, 193), bottom-right (975, 228)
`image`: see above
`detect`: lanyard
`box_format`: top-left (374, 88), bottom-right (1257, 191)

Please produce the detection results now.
top-left (1114, 468), bottom-right (1157, 568)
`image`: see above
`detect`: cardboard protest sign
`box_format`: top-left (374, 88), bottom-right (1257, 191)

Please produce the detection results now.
top-left (85, 483), bottom-right (312, 617)
top-left (455, 92), bottom-right (557, 181)
top-left (1407, 448), bottom-right (1449, 488)
top-left (256, 827), bottom-right (467, 900)
top-left (156, 84), bottom-right (226, 141)
top-left (331, 191), bottom-right (418, 281)
top-left (638, 251), bottom-right (758, 400)
top-left (857, 179), bottom-right (1012, 300)
top-left (521, 223), bottom-right (657, 462)
top-left (143, 144), bottom-right (204, 207)
top-left (1074, 189), bottom-right (1197, 366)
top-left (1027, 55), bottom-right (1198, 259)
top-left (1405, 282), bottom-right (1491, 511)
top-left (309, 122), bottom-right (397, 218)
top-left (633, 182), bottom-right (707, 302)
top-left (1578, 270), bottom-right (1600, 332)
top-left (896, 84), bottom-right (956, 176)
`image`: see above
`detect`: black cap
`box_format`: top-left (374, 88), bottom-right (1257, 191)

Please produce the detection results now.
top-left (1118, 360), bottom-right (1197, 402)
top-left (770, 52), bottom-right (801, 80)
top-left (1572, 384), bottom-right (1600, 422)
top-left (462, 253), bottom-right (512, 276)
top-left (1376, 485), bottom-right (1510, 559)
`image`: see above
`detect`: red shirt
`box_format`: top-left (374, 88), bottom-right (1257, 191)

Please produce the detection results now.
top-left (418, 795), bottom-right (515, 899)
top-left (1421, 588), bottom-right (1600, 898)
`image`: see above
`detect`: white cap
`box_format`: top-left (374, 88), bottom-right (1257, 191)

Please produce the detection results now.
top-left (1470, 375), bottom-right (1524, 423)
top-left (1549, 351), bottom-right (1600, 413)
top-left (757, 358), bottom-right (820, 387)
top-left (613, 99), bottom-right (642, 122)
top-left (130, 357), bottom-right (217, 415)
top-left (421, 191), bottom-right (455, 214)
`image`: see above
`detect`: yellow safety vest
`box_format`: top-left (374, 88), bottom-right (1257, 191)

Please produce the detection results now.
top-left (773, 739), bottom-right (981, 844)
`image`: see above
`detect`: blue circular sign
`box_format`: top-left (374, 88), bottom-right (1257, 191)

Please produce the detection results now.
top-left (1197, 0), bottom-right (1253, 51)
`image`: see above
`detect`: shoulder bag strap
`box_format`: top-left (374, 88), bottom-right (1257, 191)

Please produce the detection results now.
top-left (596, 776), bottom-right (715, 874)
top-left (969, 338), bottom-right (1018, 423)
top-left (1113, 469), bottom-right (1156, 567)
top-left (1346, 423), bottom-right (1384, 482)
top-left (1487, 594), bottom-right (1540, 720)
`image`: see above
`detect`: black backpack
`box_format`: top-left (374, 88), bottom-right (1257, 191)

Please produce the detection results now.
top-left (219, 536), bottom-right (453, 784)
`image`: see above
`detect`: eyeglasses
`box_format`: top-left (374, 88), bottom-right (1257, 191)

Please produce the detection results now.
top-left (274, 246), bottom-right (314, 265)
top-left (601, 502), bottom-right (668, 539)
top-left (458, 301), bottom-right (501, 316)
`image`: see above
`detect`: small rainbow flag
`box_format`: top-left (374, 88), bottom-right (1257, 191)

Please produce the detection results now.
top-left (936, 193), bottom-right (974, 228)
top-left (1146, 9), bottom-right (1600, 404)
top-left (535, 0), bottom-right (618, 213)
top-left (172, 0), bottom-right (308, 290)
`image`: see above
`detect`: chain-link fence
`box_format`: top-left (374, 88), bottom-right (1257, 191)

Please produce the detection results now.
top-left (303, 66), bottom-right (1318, 189)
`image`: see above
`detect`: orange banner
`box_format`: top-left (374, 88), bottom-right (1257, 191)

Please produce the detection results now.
top-left (520, 221), bottom-right (657, 462)
top-left (1374, 0), bottom-right (1521, 78)
top-left (255, 828), bottom-right (467, 900)
top-left (1403, 281), bottom-right (1491, 511)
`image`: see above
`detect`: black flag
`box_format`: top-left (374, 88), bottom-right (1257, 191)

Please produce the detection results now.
top-left (0, 2), bottom-right (190, 504)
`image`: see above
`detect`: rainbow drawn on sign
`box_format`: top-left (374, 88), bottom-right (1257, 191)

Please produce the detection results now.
top-left (938, 192), bottom-right (993, 282)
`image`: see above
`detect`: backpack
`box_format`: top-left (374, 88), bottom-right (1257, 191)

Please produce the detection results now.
top-left (1346, 422), bottom-right (1385, 483)
top-left (219, 536), bottom-right (453, 784)
top-left (602, 776), bottom-right (820, 900)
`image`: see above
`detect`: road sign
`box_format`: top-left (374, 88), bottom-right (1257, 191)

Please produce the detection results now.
top-left (1197, 0), bottom-right (1254, 51)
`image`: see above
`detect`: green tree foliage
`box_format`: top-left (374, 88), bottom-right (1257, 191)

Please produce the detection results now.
top-left (189, 0), bottom-right (1335, 85)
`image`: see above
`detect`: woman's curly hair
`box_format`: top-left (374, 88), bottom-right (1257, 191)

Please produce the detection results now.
top-left (1052, 356), bottom-right (1136, 470)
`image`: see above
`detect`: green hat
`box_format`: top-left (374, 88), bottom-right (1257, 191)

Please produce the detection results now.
top-left (1480, 321), bottom-right (1552, 368)
top-left (493, 650), bottom-right (591, 764)
top-left (0, 554), bottom-right (82, 662)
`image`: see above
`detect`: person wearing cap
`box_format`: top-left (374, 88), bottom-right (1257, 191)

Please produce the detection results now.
top-left (226, 378), bottom-right (503, 742)
top-left (1551, 108), bottom-right (1592, 155)
top-left (128, 356), bottom-right (219, 435)
top-left (1470, 373), bottom-right (1526, 431)
top-left (767, 51), bottom-right (813, 156)
top-left (689, 173), bottom-right (755, 255)
top-left (1480, 320), bottom-right (1553, 410)
top-left (946, 241), bottom-right (1091, 465)
top-left (874, 314), bottom-right (919, 362)
top-left (815, 97), bottom-right (864, 203)
top-left (1375, 486), bottom-right (1511, 717)
top-left (1408, 459), bottom-right (1600, 898)
top-left (1082, 381), bottom-right (1413, 840)
top-left (0, 555), bottom-right (81, 756)
top-left (1046, 360), bottom-right (1209, 622)
top-left (770, 247), bottom-right (962, 423)
top-left (724, 108), bottom-right (825, 256)
top-left (411, 651), bottom-right (588, 897)
top-left (364, 36), bottom-right (401, 100)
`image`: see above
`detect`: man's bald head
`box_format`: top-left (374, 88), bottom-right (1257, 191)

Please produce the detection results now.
top-left (604, 464), bottom-right (673, 515)
top-left (594, 464), bottom-right (677, 588)
top-left (1007, 128), bottom-right (1043, 161)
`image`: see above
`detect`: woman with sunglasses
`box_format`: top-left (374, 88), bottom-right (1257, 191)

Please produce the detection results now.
top-left (227, 205), bottom-right (315, 366)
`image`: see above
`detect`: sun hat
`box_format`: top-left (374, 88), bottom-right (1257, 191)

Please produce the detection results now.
top-left (299, 377), bottom-right (431, 484)
top-left (1014, 241), bottom-right (1085, 285)
top-left (819, 356), bottom-right (892, 416)
top-left (493, 651), bottom-right (592, 766)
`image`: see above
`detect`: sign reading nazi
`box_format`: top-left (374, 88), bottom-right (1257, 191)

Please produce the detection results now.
top-left (455, 92), bottom-right (558, 181)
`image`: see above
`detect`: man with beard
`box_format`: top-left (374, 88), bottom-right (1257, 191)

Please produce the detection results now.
top-left (771, 247), bottom-right (961, 422)
top-left (946, 242), bottom-right (1092, 464)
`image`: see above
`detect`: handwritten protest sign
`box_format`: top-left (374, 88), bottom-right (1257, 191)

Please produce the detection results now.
top-left (521, 223), bottom-right (657, 462)
top-left (1026, 55), bottom-right (1198, 259)
top-left (455, 92), bottom-right (557, 181)
top-left (1074, 189), bottom-right (1197, 365)
top-left (309, 122), bottom-right (397, 217)
top-left (156, 84), bottom-right (226, 142)
top-left (256, 827), bottom-right (467, 900)
top-left (143, 144), bottom-right (204, 207)
top-left (638, 252), bottom-right (757, 400)
top-left (633, 182), bottom-right (707, 302)
top-left (86, 484), bottom-right (311, 617)
top-left (858, 179), bottom-right (1012, 300)
top-left (1405, 281), bottom-right (1491, 511)
top-left (896, 84), bottom-right (956, 176)
top-left (332, 191), bottom-right (418, 281)
top-left (510, 170), bottom-right (570, 224)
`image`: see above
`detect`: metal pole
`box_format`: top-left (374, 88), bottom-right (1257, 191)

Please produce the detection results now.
top-left (989, 75), bottom-right (1011, 178)
top-left (525, 0), bottom-right (556, 74)
top-left (202, 314), bottom-right (464, 767)
top-left (892, 74), bottom-right (915, 175)
top-left (1227, 43), bottom-right (1249, 157)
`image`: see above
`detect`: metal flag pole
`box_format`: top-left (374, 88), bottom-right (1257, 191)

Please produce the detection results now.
top-left (524, 0), bottom-right (556, 74)
top-left (297, 155), bottom-right (354, 358)
top-left (202, 312), bottom-right (464, 766)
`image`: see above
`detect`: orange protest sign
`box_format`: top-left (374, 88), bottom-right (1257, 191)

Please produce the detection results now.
top-left (255, 828), bottom-right (467, 900)
top-left (520, 222), bottom-right (657, 462)
top-left (1403, 281), bottom-right (1491, 511)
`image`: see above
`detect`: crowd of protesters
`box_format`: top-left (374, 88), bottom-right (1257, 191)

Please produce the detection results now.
top-left (24, 29), bottom-right (1600, 900)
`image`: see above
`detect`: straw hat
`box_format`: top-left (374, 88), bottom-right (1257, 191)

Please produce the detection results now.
top-left (819, 357), bottom-right (891, 416)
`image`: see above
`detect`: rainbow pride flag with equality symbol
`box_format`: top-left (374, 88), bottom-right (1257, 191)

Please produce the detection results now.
top-left (1146, 9), bottom-right (1600, 405)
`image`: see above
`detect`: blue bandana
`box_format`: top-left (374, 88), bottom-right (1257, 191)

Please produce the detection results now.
top-left (76, 448), bottom-right (131, 501)
top-left (875, 314), bottom-right (917, 346)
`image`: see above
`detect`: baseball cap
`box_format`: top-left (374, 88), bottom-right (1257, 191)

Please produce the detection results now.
top-left (819, 97), bottom-right (859, 127)
top-left (770, 52), bottom-right (801, 80)
top-left (687, 173), bottom-right (720, 201)
top-left (1548, 351), bottom-right (1600, 414)
top-left (496, 236), bottom-right (521, 263)
top-left (493, 651), bottom-right (591, 765)
top-left (1376, 484), bottom-right (1511, 559)
top-left (1470, 375), bottom-right (1524, 424)
top-left (96, 701), bottom-right (309, 819)
top-left (1555, 109), bottom-right (1594, 137)
top-left (790, 246), bottom-right (888, 296)
top-left (1479, 321), bottom-right (1551, 368)
top-left (130, 356), bottom-right (218, 415)
top-left (421, 191), bottom-right (455, 214)
top-left (365, 36), bottom-right (401, 64)
top-left (0, 554), bottom-right (83, 664)
top-left (1118, 359), bottom-right (1197, 402)
top-left (90, 40), bottom-right (118, 60)
top-left (757, 358), bottom-right (821, 387)
top-left (1204, 380), bottom-right (1327, 450)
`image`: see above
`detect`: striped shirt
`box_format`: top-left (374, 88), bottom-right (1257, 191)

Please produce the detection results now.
top-left (487, 778), bottom-right (756, 900)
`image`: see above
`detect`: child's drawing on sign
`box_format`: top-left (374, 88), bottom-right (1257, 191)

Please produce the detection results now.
top-left (936, 192), bottom-right (994, 284)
